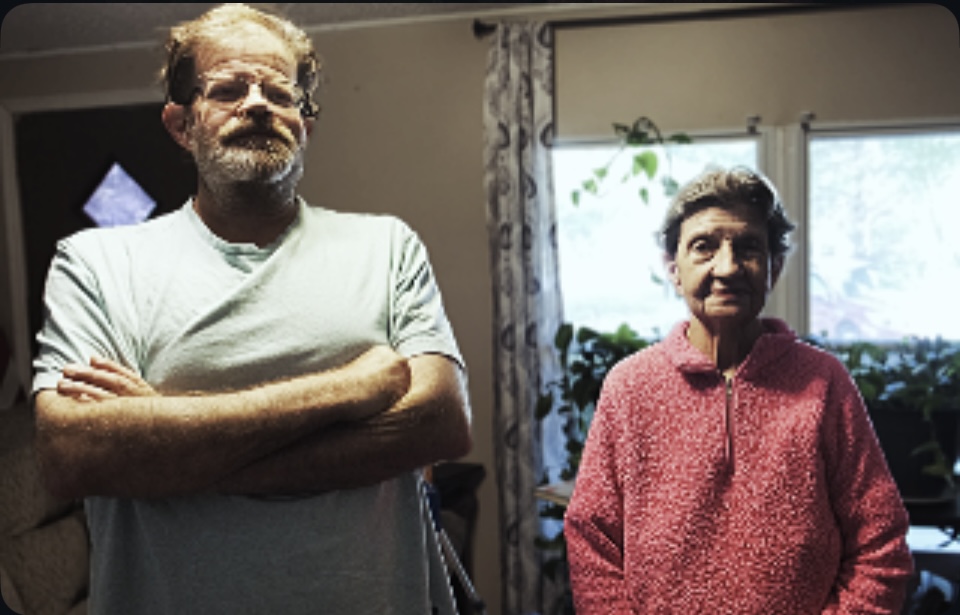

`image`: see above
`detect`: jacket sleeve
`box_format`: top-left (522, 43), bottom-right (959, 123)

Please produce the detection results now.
top-left (564, 383), bottom-right (631, 613)
top-left (820, 363), bottom-right (914, 614)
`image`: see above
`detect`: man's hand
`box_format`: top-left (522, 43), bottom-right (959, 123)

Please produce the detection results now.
top-left (58, 356), bottom-right (158, 401)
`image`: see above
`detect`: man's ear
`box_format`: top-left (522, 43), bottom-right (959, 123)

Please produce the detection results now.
top-left (161, 103), bottom-right (192, 150)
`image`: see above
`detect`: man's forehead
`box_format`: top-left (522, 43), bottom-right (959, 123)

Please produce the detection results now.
top-left (194, 23), bottom-right (297, 76)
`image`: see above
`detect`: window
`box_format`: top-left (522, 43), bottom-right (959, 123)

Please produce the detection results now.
top-left (807, 127), bottom-right (960, 341)
top-left (552, 124), bottom-right (960, 343)
top-left (552, 135), bottom-right (759, 338)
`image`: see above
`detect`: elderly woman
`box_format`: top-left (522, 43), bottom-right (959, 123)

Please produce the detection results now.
top-left (564, 167), bottom-right (913, 613)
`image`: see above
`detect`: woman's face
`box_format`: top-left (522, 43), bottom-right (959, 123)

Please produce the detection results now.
top-left (667, 202), bottom-right (783, 332)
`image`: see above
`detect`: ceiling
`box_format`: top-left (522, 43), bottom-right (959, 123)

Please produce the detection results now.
top-left (0, 3), bottom-right (560, 59)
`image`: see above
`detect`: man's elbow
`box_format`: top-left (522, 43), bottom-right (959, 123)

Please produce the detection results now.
top-left (33, 394), bottom-right (91, 500)
top-left (443, 406), bottom-right (472, 460)
top-left (429, 378), bottom-right (472, 459)
top-left (34, 422), bottom-right (86, 501)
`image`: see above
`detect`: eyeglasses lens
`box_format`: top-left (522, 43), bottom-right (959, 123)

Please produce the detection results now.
top-left (201, 75), bottom-right (300, 109)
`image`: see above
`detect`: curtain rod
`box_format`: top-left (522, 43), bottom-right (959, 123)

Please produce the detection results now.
top-left (472, 3), bottom-right (912, 39)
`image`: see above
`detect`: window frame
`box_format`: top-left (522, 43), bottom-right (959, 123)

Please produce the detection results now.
top-left (551, 118), bottom-right (960, 342)
top-left (778, 117), bottom-right (960, 340)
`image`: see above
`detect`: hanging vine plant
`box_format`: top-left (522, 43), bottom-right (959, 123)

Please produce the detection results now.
top-left (570, 116), bottom-right (692, 207)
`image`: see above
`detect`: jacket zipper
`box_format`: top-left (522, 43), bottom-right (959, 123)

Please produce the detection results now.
top-left (723, 376), bottom-right (734, 466)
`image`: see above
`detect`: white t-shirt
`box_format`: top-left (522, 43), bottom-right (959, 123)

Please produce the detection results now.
top-left (33, 198), bottom-right (462, 614)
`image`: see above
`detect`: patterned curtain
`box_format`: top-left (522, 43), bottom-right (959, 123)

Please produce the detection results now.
top-left (482, 21), bottom-right (564, 615)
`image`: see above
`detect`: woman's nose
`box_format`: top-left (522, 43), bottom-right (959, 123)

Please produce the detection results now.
top-left (713, 242), bottom-right (741, 276)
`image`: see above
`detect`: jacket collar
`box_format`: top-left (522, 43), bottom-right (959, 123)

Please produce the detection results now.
top-left (662, 318), bottom-right (797, 380)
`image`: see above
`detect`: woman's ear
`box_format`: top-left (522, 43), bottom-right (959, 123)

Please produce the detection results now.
top-left (161, 103), bottom-right (192, 151)
top-left (769, 254), bottom-right (786, 289)
top-left (663, 254), bottom-right (681, 294)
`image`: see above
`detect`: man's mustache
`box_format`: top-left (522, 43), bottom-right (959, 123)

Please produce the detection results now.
top-left (222, 121), bottom-right (295, 147)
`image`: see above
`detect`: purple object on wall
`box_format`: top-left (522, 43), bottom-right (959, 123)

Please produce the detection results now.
top-left (83, 162), bottom-right (156, 227)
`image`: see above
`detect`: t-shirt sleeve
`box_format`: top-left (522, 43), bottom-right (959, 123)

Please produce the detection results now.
top-left (387, 221), bottom-right (463, 369)
top-left (32, 236), bottom-right (134, 394)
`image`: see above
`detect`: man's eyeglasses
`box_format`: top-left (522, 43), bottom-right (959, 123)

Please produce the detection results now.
top-left (195, 72), bottom-right (305, 112)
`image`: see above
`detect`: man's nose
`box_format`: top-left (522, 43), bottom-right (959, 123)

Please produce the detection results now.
top-left (238, 82), bottom-right (271, 116)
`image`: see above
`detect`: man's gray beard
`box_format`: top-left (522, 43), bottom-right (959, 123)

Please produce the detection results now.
top-left (197, 140), bottom-right (301, 186)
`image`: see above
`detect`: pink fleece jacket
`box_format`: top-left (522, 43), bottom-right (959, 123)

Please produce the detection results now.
top-left (565, 319), bottom-right (912, 614)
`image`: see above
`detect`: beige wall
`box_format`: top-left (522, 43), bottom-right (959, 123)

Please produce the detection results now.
top-left (1, 4), bottom-right (958, 613)
top-left (557, 3), bottom-right (960, 138)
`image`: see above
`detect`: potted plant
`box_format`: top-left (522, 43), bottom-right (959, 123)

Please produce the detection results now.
top-left (534, 323), bottom-right (652, 614)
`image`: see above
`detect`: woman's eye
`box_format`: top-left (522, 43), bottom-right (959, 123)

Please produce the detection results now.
top-left (737, 239), bottom-right (764, 256)
top-left (691, 240), bottom-right (713, 254)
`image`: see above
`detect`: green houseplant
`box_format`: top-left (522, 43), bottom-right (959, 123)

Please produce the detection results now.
top-left (534, 323), bottom-right (652, 614)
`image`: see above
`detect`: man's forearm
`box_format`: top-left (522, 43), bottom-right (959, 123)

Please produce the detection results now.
top-left (214, 354), bottom-right (472, 495)
top-left (35, 347), bottom-right (410, 499)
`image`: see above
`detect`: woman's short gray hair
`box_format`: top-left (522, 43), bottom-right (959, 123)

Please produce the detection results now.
top-left (658, 166), bottom-right (795, 259)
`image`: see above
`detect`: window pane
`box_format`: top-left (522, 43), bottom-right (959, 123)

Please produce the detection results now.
top-left (552, 138), bottom-right (758, 338)
top-left (809, 131), bottom-right (960, 341)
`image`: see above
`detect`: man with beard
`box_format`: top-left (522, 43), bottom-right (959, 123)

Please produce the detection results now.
top-left (30, 4), bottom-right (471, 614)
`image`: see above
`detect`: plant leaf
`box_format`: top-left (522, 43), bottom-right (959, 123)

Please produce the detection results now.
top-left (633, 151), bottom-right (659, 180)
top-left (535, 392), bottom-right (554, 420)
top-left (911, 440), bottom-right (943, 456)
top-left (555, 323), bottom-right (573, 353)
top-left (858, 380), bottom-right (878, 402)
top-left (625, 130), bottom-right (649, 146)
top-left (576, 326), bottom-right (600, 344)
top-left (661, 176), bottom-right (679, 197)
top-left (921, 461), bottom-right (951, 478)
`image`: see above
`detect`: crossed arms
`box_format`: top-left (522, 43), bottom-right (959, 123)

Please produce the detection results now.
top-left (34, 346), bottom-right (471, 500)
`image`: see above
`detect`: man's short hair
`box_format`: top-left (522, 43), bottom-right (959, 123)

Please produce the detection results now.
top-left (160, 3), bottom-right (321, 117)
